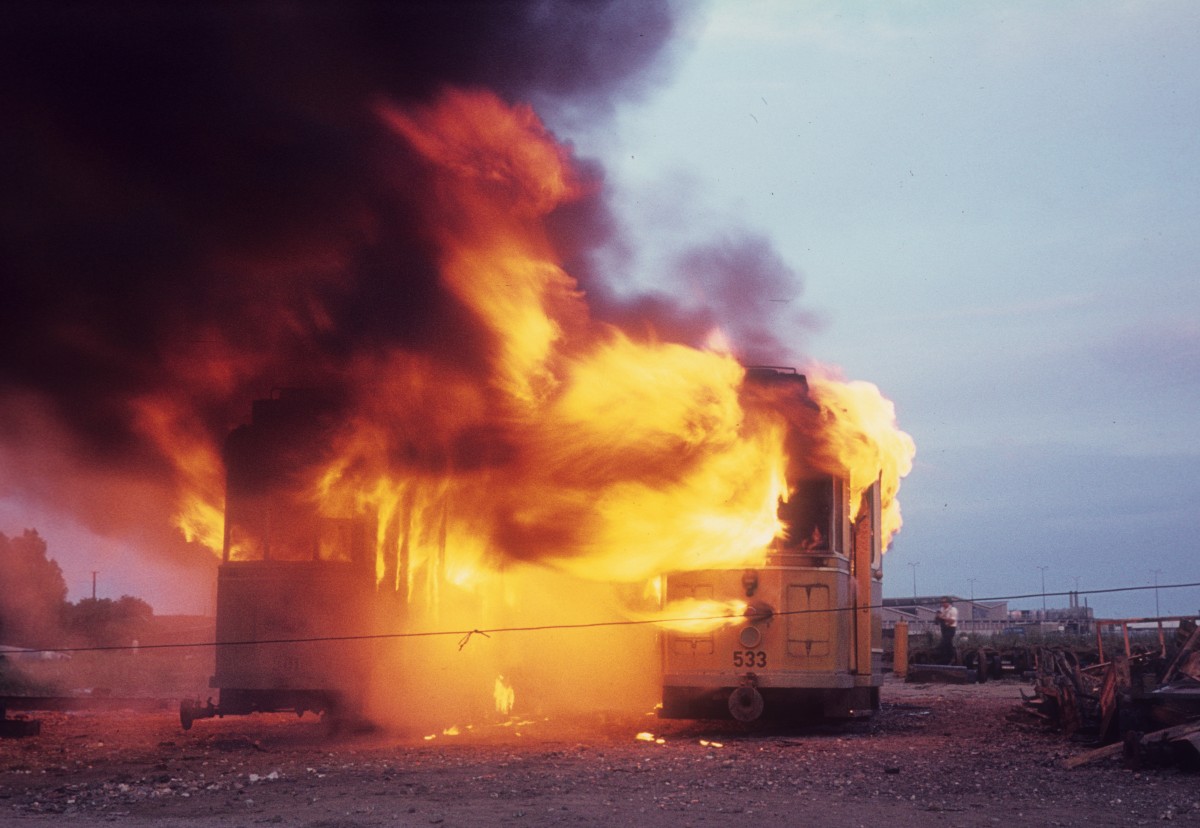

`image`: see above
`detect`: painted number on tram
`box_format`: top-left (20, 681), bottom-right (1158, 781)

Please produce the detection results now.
top-left (732, 650), bottom-right (766, 668)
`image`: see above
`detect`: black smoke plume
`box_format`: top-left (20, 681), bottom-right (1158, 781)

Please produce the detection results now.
top-left (0, 2), bottom-right (687, 552)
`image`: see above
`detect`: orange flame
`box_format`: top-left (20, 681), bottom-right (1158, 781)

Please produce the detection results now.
top-left (648, 597), bottom-right (750, 634)
top-left (131, 395), bottom-right (226, 553)
top-left (806, 370), bottom-right (916, 549)
top-left (156, 89), bottom-right (914, 583)
top-left (152, 90), bottom-right (914, 582)
top-left (377, 90), bottom-right (584, 406)
top-left (304, 90), bottom-right (800, 589)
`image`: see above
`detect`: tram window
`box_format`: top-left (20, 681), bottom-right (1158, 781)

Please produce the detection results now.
top-left (272, 511), bottom-right (321, 561)
top-left (316, 517), bottom-right (359, 563)
top-left (224, 495), bottom-right (268, 561)
top-left (224, 491), bottom-right (327, 562)
top-left (859, 481), bottom-right (881, 574)
top-left (777, 478), bottom-right (833, 551)
top-left (225, 521), bottom-right (264, 562)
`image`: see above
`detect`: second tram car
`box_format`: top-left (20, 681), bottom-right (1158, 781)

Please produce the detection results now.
top-left (181, 390), bottom-right (381, 729)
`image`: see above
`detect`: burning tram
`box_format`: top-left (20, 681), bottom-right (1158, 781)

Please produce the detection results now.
top-left (659, 367), bottom-right (885, 722)
top-left (181, 390), bottom-right (381, 729)
top-left (182, 367), bottom-right (894, 729)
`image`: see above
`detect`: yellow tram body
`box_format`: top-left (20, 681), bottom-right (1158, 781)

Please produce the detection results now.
top-left (661, 370), bottom-right (885, 722)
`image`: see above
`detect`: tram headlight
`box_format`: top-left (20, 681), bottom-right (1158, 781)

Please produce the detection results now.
top-left (738, 625), bottom-right (762, 648)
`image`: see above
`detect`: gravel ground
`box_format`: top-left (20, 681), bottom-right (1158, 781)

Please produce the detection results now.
top-left (2, 676), bottom-right (1198, 827)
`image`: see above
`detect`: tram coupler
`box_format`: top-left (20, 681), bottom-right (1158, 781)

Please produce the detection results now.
top-left (179, 697), bottom-right (218, 730)
top-left (728, 673), bottom-right (765, 722)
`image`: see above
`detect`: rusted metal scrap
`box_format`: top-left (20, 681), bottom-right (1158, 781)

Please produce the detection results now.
top-left (1061, 719), bottom-right (1200, 770)
top-left (1022, 646), bottom-right (1110, 736)
top-left (1162, 624), bottom-right (1200, 685)
top-left (1052, 617), bottom-right (1200, 770)
top-left (1121, 719), bottom-right (1200, 770)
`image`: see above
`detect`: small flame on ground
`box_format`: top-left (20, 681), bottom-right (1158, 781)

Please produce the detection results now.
top-left (494, 675), bottom-right (515, 716)
top-left (635, 732), bottom-right (665, 744)
top-left (421, 729), bottom-right (464, 741)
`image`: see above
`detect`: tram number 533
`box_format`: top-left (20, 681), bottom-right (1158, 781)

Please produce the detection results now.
top-left (732, 650), bottom-right (766, 668)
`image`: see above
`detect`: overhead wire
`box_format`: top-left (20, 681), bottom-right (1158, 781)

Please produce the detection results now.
top-left (12, 579), bottom-right (1200, 656)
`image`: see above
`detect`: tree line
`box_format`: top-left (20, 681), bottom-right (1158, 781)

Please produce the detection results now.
top-left (0, 529), bottom-right (153, 649)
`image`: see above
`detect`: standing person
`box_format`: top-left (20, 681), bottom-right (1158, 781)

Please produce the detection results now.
top-left (936, 597), bottom-right (958, 663)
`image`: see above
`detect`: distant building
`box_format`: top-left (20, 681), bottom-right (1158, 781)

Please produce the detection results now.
top-left (882, 595), bottom-right (1009, 636)
top-left (1005, 592), bottom-right (1095, 634)
top-left (883, 592), bottom-right (1095, 637)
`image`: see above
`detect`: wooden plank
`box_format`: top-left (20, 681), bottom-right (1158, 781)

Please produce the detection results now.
top-left (1140, 719), bottom-right (1200, 745)
top-left (1063, 719), bottom-right (1200, 769)
top-left (1062, 741), bottom-right (1123, 769)
top-left (906, 664), bottom-right (971, 684)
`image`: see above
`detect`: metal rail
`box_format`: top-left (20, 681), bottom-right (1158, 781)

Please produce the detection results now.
top-left (1093, 615), bottom-right (1198, 662)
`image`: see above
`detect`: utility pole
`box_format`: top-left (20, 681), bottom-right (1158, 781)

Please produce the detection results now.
top-left (967, 578), bottom-right (977, 601)
top-left (92, 570), bottom-right (98, 601)
top-left (1037, 565), bottom-right (1049, 615)
top-left (1152, 569), bottom-right (1161, 617)
top-left (907, 561), bottom-right (919, 599)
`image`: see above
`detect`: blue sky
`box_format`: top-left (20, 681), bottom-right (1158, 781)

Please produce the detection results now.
top-left (567, 0), bottom-right (1200, 617)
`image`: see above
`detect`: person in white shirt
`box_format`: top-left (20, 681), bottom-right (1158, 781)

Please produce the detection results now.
top-left (936, 596), bottom-right (959, 663)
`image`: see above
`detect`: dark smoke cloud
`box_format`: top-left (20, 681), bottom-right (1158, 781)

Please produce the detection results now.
top-left (576, 233), bottom-right (825, 366)
top-left (671, 235), bottom-right (825, 365)
top-left (0, 0), bottom-right (683, 465)
top-left (0, 1), bottom-right (696, 588)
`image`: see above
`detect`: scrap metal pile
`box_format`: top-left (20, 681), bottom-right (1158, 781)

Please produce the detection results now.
top-left (1022, 618), bottom-right (1200, 770)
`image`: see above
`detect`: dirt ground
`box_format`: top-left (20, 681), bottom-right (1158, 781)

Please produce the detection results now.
top-left (2, 676), bottom-right (1198, 828)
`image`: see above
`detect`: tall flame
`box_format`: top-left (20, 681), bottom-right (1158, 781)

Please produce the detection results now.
top-left (807, 371), bottom-right (916, 548)
top-left (132, 394), bottom-right (226, 553)
top-left (161, 88), bottom-right (914, 581)
top-left (298, 91), bottom-right (809, 590)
